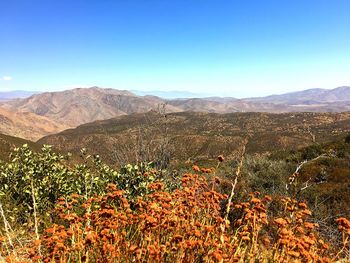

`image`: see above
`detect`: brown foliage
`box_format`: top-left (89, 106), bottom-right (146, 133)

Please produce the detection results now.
top-left (1, 173), bottom-right (349, 262)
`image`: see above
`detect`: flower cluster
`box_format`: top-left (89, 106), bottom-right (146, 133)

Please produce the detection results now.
top-left (2, 172), bottom-right (350, 262)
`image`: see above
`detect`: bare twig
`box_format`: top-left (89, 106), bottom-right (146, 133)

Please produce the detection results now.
top-left (0, 201), bottom-right (17, 258)
top-left (30, 177), bottom-right (41, 256)
top-left (286, 154), bottom-right (327, 191)
top-left (221, 138), bottom-right (248, 241)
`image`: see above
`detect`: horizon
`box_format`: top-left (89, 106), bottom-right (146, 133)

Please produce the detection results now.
top-left (1, 1), bottom-right (350, 97)
top-left (1, 85), bottom-right (349, 100)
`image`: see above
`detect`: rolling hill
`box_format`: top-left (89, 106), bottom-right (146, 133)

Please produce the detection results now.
top-left (38, 111), bottom-right (350, 166)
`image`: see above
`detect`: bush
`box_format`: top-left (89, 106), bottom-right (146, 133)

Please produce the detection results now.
top-left (301, 144), bottom-right (323, 160)
top-left (0, 145), bottom-right (161, 226)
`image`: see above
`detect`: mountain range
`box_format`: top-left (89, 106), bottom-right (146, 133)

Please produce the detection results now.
top-left (0, 90), bottom-right (39, 101)
top-left (246, 86), bottom-right (350, 104)
top-left (0, 86), bottom-right (349, 141)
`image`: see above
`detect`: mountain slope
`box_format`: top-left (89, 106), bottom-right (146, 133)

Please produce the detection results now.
top-left (2, 86), bottom-right (350, 140)
top-left (39, 111), bottom-right (350, 166)
top-left (0, 87), bottom-right (350, 143)
top-left (1, 87), bottom-right (181, 127)
top-left (0, 106), bottom-right (68, 141)
top-left (0, 132), bottom-right (41, 160)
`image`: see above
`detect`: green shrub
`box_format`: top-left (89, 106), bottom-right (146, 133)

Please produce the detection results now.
top-left (0, 145), bottom-right (161, 226)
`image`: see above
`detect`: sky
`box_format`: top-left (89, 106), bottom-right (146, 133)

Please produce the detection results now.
top-left (0, 0), bottom-right (350, 98)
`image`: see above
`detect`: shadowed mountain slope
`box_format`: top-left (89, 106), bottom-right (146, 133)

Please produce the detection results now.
top-left (0, 132), bottom-right (41, 160)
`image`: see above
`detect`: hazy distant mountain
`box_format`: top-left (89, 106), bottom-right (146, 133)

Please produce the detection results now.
top-left (131, 90), bottom-right (207, 99)
top-left (245, 86), bottom-right (350, 104)
top-left (0, 106), bottom-right (68, 141)
top-left (0, 90), bottom-right (39, 101)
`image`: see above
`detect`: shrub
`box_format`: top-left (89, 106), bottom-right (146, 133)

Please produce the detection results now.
top-left (0, 145), bottom-right (161, 227)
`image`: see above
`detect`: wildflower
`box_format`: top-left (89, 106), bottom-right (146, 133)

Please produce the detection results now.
top-left (194, 229), bottom-right (201, 237)
top-left (288, 251), bottom-right (300, 257)
top-left (213, 176), bottom-right (221, 184)
top-left (71, 193), bottom-right (79, 199)
top-left (217, 155), bottom-right (225, 162)
top-left (213, 250), bottom-right (223, 261)
top-left (304, 222), bottom-right (316, 230)
top-left (298, 202), bottom-right (308, 209)
top-left (250, 197), bottom-right (261, 204)
top-left (241, 236), bottom-right (250, 241)
top-left (274, 218), bottom-right (288, 227)
top-left (192, 165), bottom-right (200, 172)
top-left (172, 234), bottom-right (183, 242)
top-left (264, 195), bottom-right (272, 202)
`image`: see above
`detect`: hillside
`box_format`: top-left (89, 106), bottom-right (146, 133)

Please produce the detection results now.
top-left (0, 132), bottom-right (41, 160)
top-left (39, 111), bottom-right (350, 166)
top-left (0, 106), bottom-right (68, 141)
top-left (0, 87), bottom-right (181, 128)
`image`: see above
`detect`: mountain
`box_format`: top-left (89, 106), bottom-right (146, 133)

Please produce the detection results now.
top-left (0, 106), bottom-right (68, 141)
top-left (1, 86), bottom-right (350, 142)
top-left (0, 132), bottom-right (41, 160)
top-left (1, 87), bottom-right (181, 127)
top-left (245, 86), bottom-right (350, 104)
top-left (0, 90), bottom-right (40, 101)
top-left (167, 98), bottom-right (293, 113)
top-left (38, 111), bottom-right (350, 166)
top-left (132, 90), bottom-right (206, 99)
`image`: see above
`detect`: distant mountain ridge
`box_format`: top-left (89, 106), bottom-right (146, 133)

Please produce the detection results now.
top-left (131, 90), bottom-right (206, 99)
top-left (1, 87), bottom-right (181, 127)
top-left (245, 86), bottom-right (350, 104)
top-left (0, 90), bottom-right (40, 101)
top-left (0, 86), bottom-right (349, 141)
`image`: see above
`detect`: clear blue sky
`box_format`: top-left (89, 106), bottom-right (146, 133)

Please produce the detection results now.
top-left (0, 0), bottom-right (349, 97)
